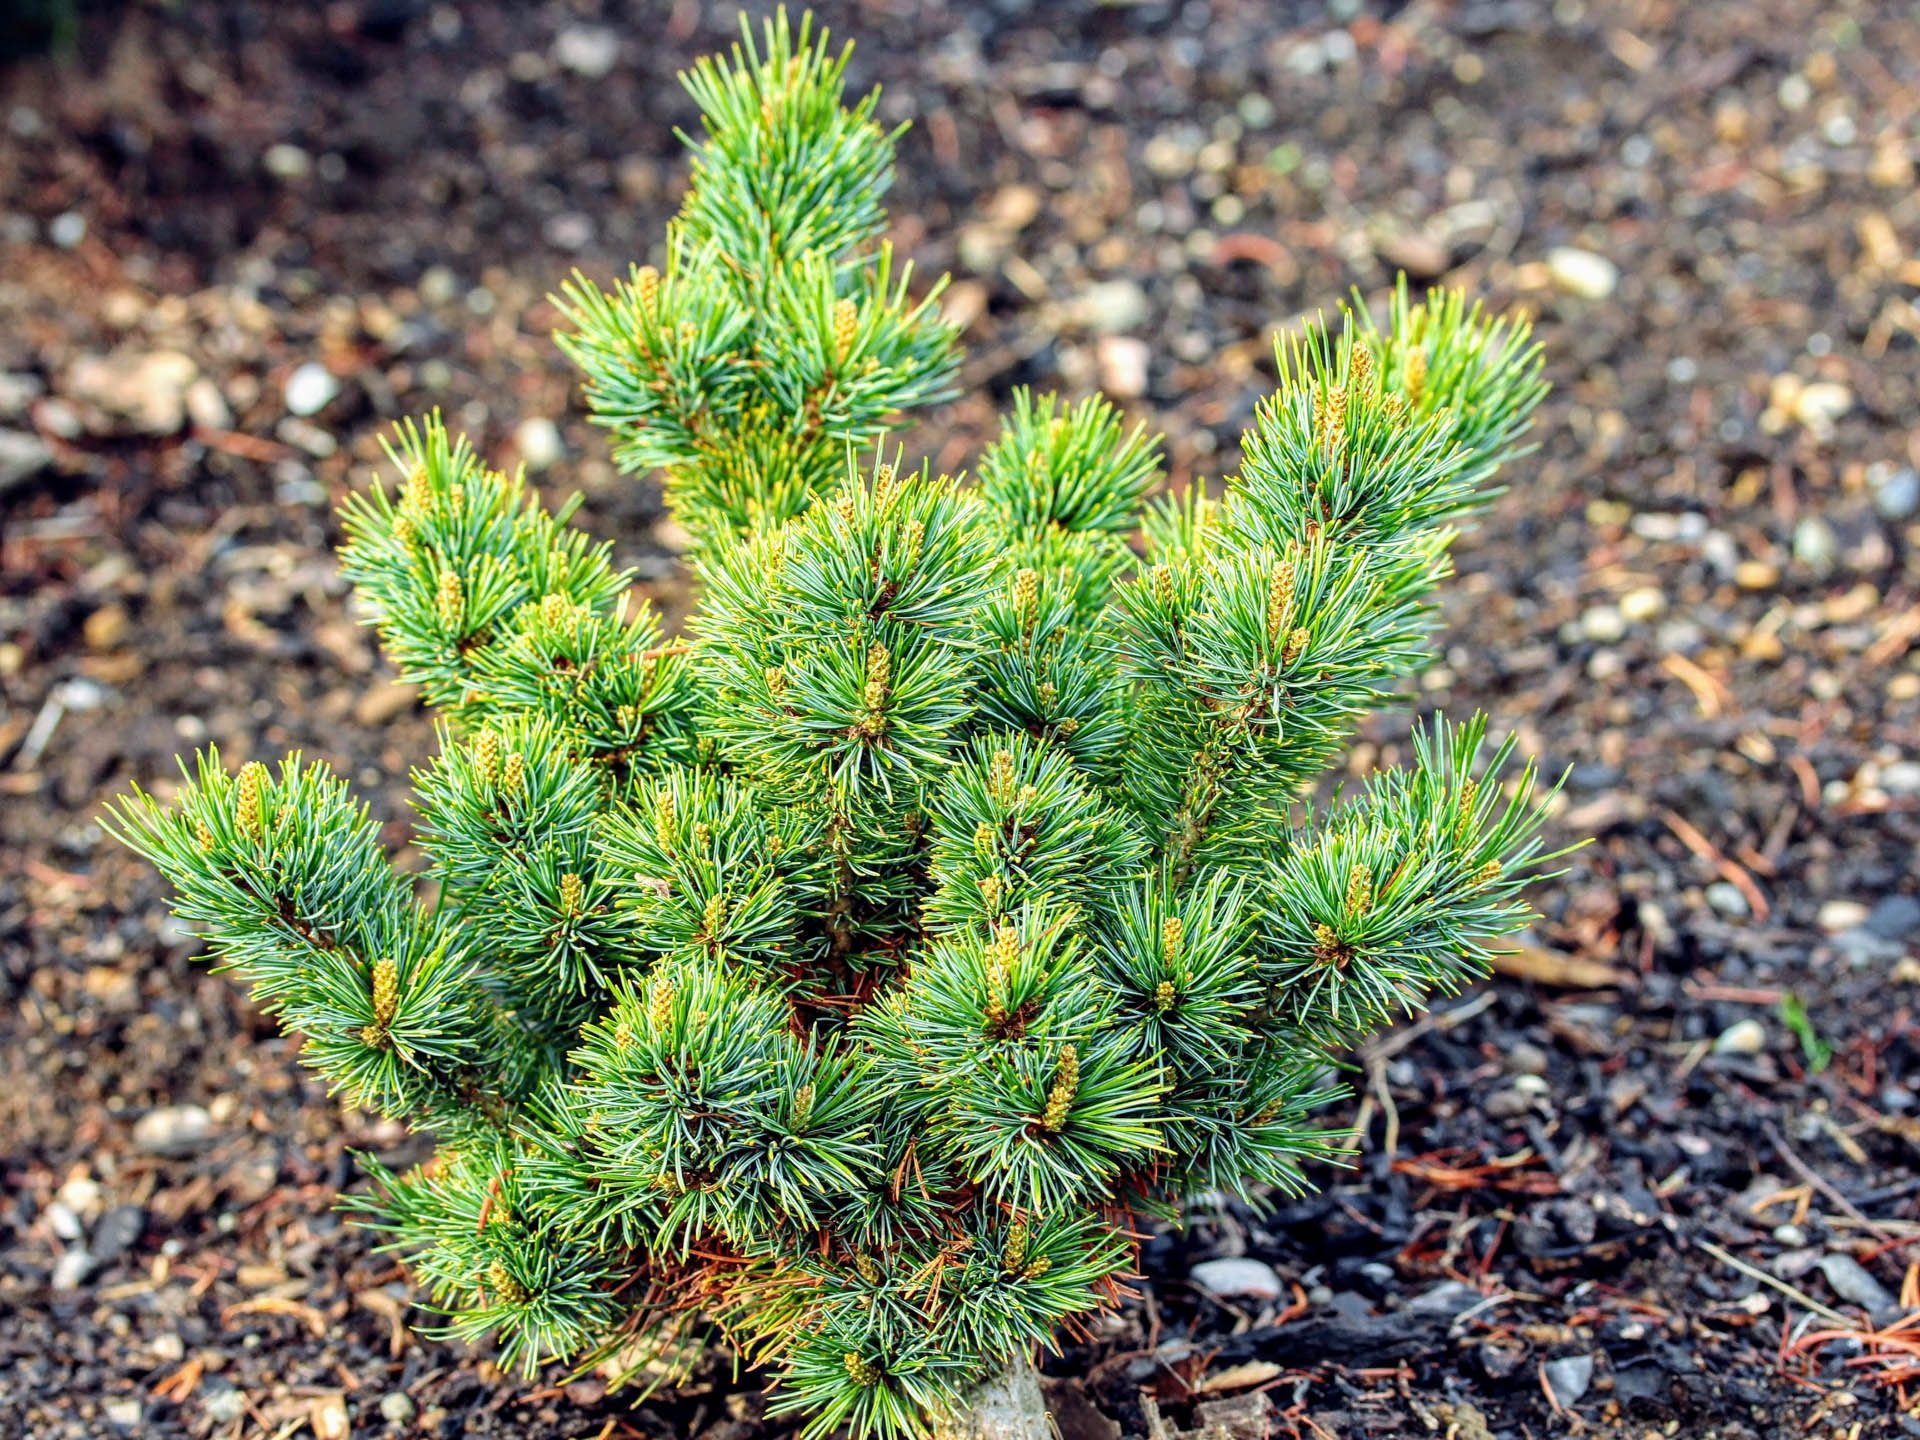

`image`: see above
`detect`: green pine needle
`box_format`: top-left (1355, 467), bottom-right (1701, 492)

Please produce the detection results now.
top-left (107, 9), bottom-right (1569, 1437)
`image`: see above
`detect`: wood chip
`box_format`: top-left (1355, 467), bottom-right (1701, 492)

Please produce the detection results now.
top-left (1195, 1360), bottom-right (1283, 1394)
top-left (1487, 943), bottom-right (1631, 989)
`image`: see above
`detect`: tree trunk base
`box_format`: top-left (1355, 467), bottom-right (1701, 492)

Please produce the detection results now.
top-left (933, 1356), bottom-right (1051, 1440)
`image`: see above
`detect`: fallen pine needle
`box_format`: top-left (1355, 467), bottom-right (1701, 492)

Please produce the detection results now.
top-left (1695, 1239), bottom-right (1849, 1324)
top-left (1660, 808), bottom-right (1771, 921)
top-left (151, 1357), bottom-right (204, 1403)
top-left (1765, 1121), bottom-right (1893, 1241)
top-left (221, 1295), bottom-right (328, 1338)
top-left (1660, 652), bottom-right (1728, 718)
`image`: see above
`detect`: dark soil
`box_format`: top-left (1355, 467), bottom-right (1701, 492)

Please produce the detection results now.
top-left (5, 2), bottom-right (1920, 1437)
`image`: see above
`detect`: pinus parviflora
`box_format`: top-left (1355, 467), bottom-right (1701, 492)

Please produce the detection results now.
top-left (108, 12), bottom-right (1565, 1439)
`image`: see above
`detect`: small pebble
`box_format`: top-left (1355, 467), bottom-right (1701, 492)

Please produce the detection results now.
top-left (0, 428), bottom-right (53, 494)
top-left (1142, 132), bottom-right (1194, 178)
top-left (1734, 559), bottom-right (1779, 590)
top-left (418, 265), bottom-right (460, 306)
top-left (515, 415), bottom-right (564, 472)
top-left (1546, 247), bottom-right (1618, 300)
top-left (544, 212), bottom-right (595, 250)
top-left (91, 1205), bottom-right (146, 1266)
top-left (1700, 530), bottom-right (1739, 578)
top-left (1817, 900), bottom-right (1871, 933)
top-left (1543, 1353), bottom-right (1595, 1407)
top-left (84, 604), bottom-right (129, 652)
top-left (380, 1393), bottom-right (417, 1424)
top-left (48, 1203), bottom-right (83, 1241)
top-left (1505, 1040), bottom-right (1549, 1076)
top-left (49, 210), bottom-right (87, 249)
top-left (0, 371), bottom-right (45, 417)
top-left (276, 418), bottom-right (337, 458)
top-left (1618, 586), bottom-right (1666, 623)
top-left (1074, 278), bottom-right (1150, 334)
top-left (132, 1103), bottom-right (215, 1156)
top-left (1880, 762), bottom-right (1920, 797)
top-left (1819, 1253), bottom-right (1897, 1317)
top-left (1705, 881), bottom-right (1750, 919)
top-left (1792, 515), bottom-right (1838, 578)
top-left (56, 1175), bottom-right (102, 1218)
top-left (204, 1388), bottom-right (248, 1424)
top-left (1190, 1256), bottom-right (1283, 1301)
top-left (553, 26), bottom-right (620, 79)
top-left (1630, 510), bottom-right (1706, 543)
top-left (1656, 619), bottom-right (1703, 654)
top-left (284, 362), bottom-right (339, 417)
top-left (263, 143), bottom-right (312, 180)
top-left (185, 377), bottom-right (233, 431)
top-left (103, 1399), bottom-right (142, 1429)
top-left (1772, 1224), bottom-right (1808, 1248)
top-left (52, 1247), bottom-right (96, 1291)
top-left (1484, 1087), bottom-right (1534, 1119)
top-left (1865, 895), bottom-right (1920, 941)
top-left (1713, 1018), bottom-right (1767, 1056)
top-left (1868, 465), bottom-right (1919, 521)
top-left (1579, 605), bottom-right (1626, 643)
top-left (1096, 335), bottom-right (1150, 399)
top-left (67, 349), bottom-right (199, 435)
top-left (1791, 381), bottom-right (1851, 436)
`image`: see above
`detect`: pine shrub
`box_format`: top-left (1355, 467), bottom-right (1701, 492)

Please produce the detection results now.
top-left (110, 12), bottom-right (1564, 1437)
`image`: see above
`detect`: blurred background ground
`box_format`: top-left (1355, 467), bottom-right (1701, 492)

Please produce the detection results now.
top-left (2, 1), bottom-right (1919, 1436)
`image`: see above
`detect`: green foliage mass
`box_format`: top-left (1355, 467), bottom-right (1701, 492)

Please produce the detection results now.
top-left (108, 12), bottom-right (1564, 1437)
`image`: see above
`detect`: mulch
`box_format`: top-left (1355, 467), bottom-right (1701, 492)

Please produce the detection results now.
top-left (3, 1), bottom-right (1919, 1436)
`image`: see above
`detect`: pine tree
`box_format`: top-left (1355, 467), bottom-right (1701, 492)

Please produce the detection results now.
top-left (108, 12), bottom-right (1565, 1438)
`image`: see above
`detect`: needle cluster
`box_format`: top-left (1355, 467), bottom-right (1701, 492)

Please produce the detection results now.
top-left (111, 13), bottom-right (1563, 1438)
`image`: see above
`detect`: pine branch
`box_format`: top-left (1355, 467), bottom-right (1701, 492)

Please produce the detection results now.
top-left (109, 12), bottom-right (1577, 1438)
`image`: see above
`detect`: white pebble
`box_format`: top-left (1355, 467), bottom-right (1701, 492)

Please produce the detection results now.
top-left (1880, 762), bottom-right (1920, 797)
top-left (1619, 587), bottom-right (1666, 623)
top-left (553, 26), bottom-right (620, 79)
top-left (1547, 246), bottom-right (1618, 300)
top-left (515, 416), bottom-right (564, 472)
top-left (263, 143), bottom-right (312, 180)
top-left (104, 1398), bottom-right (142, 1429)
top-left (56, 1174), bottom-right (103, 1218)
top-left (132, 1103), bottom-right (215, 1156)
top-left (1792, 382), bottom-right (1851, 435)
top-left (1096, 336), bottom-right (1150, 399)
top-left (1706, 881), bottom-right (1750, 919)
top-left (379, 1393), bottom-right (417, 1424)
top-left (1074, 278), bottom-right (1151, 335)
top-left (185, 377), bottom-right (232, 431)
top-left (1190, 1256), bottom-right (1284, 1301)
top-left (48, 1203), bottom-right (83, 1241)
top-left (1713, 1019), bottom-right (1767, 1056)
top-left (283, 362), bottom-right (339, 417)
top-left (1579, 605), bottom-right (1627, 643)
top-left (49, 211), bottom-right (87, 250)
top-left (1817, 899), bottom-right (1871, 933)
top-left (52, 1247), bottom-right (95, 1291)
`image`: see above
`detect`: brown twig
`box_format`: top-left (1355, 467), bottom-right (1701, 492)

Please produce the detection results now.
top-left (1660, 807), bottom-right (1770, 920)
